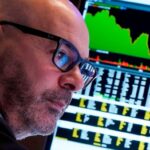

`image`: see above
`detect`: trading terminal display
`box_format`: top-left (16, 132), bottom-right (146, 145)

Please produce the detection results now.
top-left (45, 0), bottom-right (150, 150)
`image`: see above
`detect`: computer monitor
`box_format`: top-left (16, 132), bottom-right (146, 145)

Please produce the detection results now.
top-left (45, 0), bottom-right (150, 149)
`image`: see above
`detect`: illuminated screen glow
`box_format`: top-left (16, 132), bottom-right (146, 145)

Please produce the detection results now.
top-left (117, 0), bottom-right (150, 5)
top-left (45, 1), bottom-right (150, 150)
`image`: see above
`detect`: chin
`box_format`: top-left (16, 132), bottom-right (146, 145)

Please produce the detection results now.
top-left (25, 104), bottom-right (62, 137)
top-left (33, 114), bottom-right (59, 136)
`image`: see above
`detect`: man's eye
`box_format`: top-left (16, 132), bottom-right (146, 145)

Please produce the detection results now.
top-left (56, 51), bottom-right (69, 67)
top-left (57, 51), bottom-right (67, 59)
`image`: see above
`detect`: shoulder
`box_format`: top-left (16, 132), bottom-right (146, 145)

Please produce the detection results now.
top-left (0, 116), bottom-right (27, 150)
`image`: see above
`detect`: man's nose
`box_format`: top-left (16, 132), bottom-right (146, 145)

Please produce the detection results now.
top-left (59, 66), bottom-right (84, 91)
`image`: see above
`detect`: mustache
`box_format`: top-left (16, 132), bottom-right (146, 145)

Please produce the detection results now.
top-left (41, 89), bottom-right (72, 103)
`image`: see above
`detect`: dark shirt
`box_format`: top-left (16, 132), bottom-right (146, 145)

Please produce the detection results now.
top-left (0, 114), bottom-right (26, 150)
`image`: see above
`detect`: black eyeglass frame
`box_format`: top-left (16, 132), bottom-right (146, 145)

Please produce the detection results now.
top-left (0, 20), bottom-right (97, 86)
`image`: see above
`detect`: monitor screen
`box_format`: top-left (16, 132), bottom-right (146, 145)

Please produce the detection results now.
top-left (45, 0), bottom-right (150, 149)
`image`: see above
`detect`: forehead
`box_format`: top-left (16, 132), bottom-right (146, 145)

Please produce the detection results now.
top-left (5, 0), bottom-right (89, 58)
top-left (48, 3), bottom-right (89, 58)
top-left (27, 0), bottom-right (89, 58)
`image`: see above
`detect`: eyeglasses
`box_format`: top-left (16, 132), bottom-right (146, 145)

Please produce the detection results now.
top-left (0, 20), bottom-right (97, 88)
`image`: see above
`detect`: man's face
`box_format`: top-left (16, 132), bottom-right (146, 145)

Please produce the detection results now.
top-left (0, 36), bottom-right (74, 139)
top-left (0, 0), bottom-right (89, 139)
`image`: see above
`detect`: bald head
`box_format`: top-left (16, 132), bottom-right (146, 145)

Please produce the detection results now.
top-left (0, 0), bottom-right (80, 24)
top-left (0, 0), bottom-right (89, 55)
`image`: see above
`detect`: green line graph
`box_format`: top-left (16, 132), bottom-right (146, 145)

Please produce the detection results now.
top-left (85, 10), bottom-right (150, 59)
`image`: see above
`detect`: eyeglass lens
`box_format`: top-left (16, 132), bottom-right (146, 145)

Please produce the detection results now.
top-left (53, 41), bottom-right (96, 87)
top-left (54, 42), bottom-right (78, 71)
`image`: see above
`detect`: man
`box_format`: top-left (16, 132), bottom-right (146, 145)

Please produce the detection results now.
top-left (0, 0), bottom-right (97, 149)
